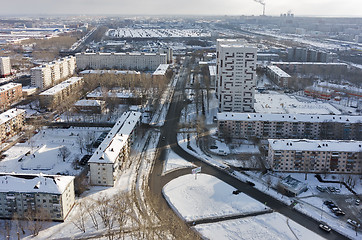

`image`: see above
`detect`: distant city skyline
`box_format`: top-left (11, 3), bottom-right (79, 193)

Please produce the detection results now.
top-left (0, 0), bottom-right (361, 17)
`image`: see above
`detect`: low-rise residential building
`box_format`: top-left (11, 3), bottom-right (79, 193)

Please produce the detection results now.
top-left (39, 77), bottom-right (83, 110)
top-left (152, 64), bottom-right (170, 81)
top-left (0, 57), bottom-right (11, 77)
top-left (0, 173), bottom-right (75, 221)
top-left (266, 65), bottom-right (291, 88)
top-left (0, 83), bottom-right (22, 111)
top-left (0, 108), bottom-right (25, 143)
top-left (88, 111), bottom-right (141, 186)
top-left (74, 99), bottom-right (106, 114)
top-left (217, 112), bottom-right (362, 140)
top-left (76, 52), bottom-right (167, 71)
top-left (304, 86), bottom-right (333, 100)
top-left (268, 139), bottom-right (362, 174)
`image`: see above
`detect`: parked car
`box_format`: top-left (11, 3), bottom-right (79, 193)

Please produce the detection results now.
top-left (356, 199), bottom-right (360, 206)
top-left (319, 222), bottom-right (331, 232)
top-left (316, 185), bottom-right (327, 192)
top-left (347, 219), bottom-right (361, 228)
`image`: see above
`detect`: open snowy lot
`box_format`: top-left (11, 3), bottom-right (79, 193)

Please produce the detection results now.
top-left (194, 212), bottom-right (325, 240)
top-left (163, 146), bottom-right (195, 174)
top-left (0, 127), bottom-right (108, 175)
top-left (163, 174), bottom-right (269, 222)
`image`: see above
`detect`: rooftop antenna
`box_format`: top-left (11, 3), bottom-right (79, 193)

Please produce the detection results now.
top-left (254, 0), bottom-right (266, 16)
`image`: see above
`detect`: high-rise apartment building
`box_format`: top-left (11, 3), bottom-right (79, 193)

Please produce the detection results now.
top-left (216, 39), bottom-right (257, 112)
top-left (0, 57), bottom-right (11, 77)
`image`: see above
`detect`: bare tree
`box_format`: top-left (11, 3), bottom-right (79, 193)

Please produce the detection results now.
top-left (25, 208), bottom-right (50, 237)
top-left (72, 202), bottom-right (87, 233)
top-left (58, 146), bottom-right (71, 162)
top-left (84, 200), bottom-right (99, 231)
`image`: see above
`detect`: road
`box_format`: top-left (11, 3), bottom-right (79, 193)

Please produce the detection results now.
top-left (148, 58), bottom-right (350, 240)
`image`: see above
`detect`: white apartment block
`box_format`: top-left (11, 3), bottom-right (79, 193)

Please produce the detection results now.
top-left (217, 112), bottom-right (362, 141)
top-left (89, 111), bottom-right (141, 186)
top-left (76, 52), bottom-right (167, 71)
top-left (0, 108), bottom-right (25, 143)
top-left (0, 57), bottom-right (11, 77)
top-left (30, 56), bottom-right (76, 90)
top-left (268, 139), bottom-right (362, 174)
top-left (216, 39), bottom-right (257, 112)
top-left (0, 173), bottom-right (75, 221)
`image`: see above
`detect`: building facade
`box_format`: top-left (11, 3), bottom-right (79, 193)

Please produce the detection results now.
top-left (88, 111), bottom-right (141, 186)
top-left (30, 56), bottom-right (76, 90)
top-left (266, 66), bottom-right (291, 88)
top-left (0, 173), bottom-right (75, 221)
top-left (39, 77), bottom-right (83, 110)
top-left (0, 57), bottom-right (11, 77)
top-left (217, 112), bottom-right (362, 141)
top-left (0, 108), bottom-right (25, 143)
top-left (76, 52), bottom-right (167, 71)
top-left (268, 139), bottom-right (362, 174)
top-left (0, 83), bottom-right (22, 111)
top-left (216, 39), bottom-right (257, 112)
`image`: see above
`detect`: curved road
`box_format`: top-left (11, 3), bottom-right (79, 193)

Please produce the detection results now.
top-left (148, 61), bottom-right (349, 240)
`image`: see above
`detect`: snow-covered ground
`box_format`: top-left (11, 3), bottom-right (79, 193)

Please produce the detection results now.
top-left (163, 146), bottom-right (195, 174)
top-left (0, 127), bottom-right (108, 175)
top-left (194, 212), bottom-right (325, 240)
top-left (163, 174), bottom-right (270, 222)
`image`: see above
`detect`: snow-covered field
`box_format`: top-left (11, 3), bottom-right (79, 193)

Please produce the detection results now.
top-left (163, 147), bottom-right (195, 174)
top-left (163, 174), bottom-right (270, 222)
top-left (194, 212), bottom-right (325, 240)
top-left (0, 127), bottom-right (107, 175)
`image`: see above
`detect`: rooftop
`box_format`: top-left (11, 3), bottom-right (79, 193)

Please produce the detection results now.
top-left (267, 65), bottom-right (291, 78)
top-left (88, 111), bottom-right (141, 164)
top-left (0, 173), bottom-right (74, 195)
top-left (152, 64), bottom-right (169, 76)
top-left (217, 112), bottom-right (360, 123)
top-left (0, 82), bottom-right (21, 92)
top-left (0, 108), bottom-right (25, 125)
top-left (39, 77), bottom-right (83, 96)
top-left (74, 99), bottom-right (105, 107)
top-left (269, 139), bottom-right (362, 152)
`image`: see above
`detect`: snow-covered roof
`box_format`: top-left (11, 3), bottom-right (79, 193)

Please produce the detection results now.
top-left (217, 112), bottom-right (361, 123)
top-left (88, 111), bottom-right (141, 164)
top-left (152, 64), bottom-right (169, 76)
top-left (268, 139), bottom-right (362, 152)
top-left (0, 108), bottom-right (25, 125)
top-left (267, 66), bottom-right (291, 78)
top-left (76, 52), bottom-right (166, 57)
top-left (79, 70), bottom-right (140, 75)
top-left (39, 77), bottom-right (83, 96)
top-left (0, 82), bottom-right (21, 93)
top-left (272, 62), bottom-right (347, 66)
top-left (74, 99), bottom-right (105, 107)
top-left (0, 173), bottom-right (74, 195)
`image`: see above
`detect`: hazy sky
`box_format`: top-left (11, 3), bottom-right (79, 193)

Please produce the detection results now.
top-left (0, 0), bottom-right (361, 17)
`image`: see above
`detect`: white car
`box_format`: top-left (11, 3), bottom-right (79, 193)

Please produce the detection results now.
top-left (319, 223), bottom-right (331, 232)
top-left (347, 219), bottom-right (361, 228)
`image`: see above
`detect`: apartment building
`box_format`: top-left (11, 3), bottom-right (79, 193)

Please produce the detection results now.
top-left (74, 99), bottom-right (106, 114)
top-left (268, 139), bottom-right (362, 174)
top-left (0, 173), bottom-right (75, 221)
top-left (0, 108), bottom-right (25, 143)
top-left (75, 52), bottom-right (167, 71)
top-left (0, 57), bottom-right (11, 77)
top-left (217, 112), bottom-right (362, 141)
top-left (39, 77), bottom-right (83, 110)
top-left (88, 111), bottom-right (141, 186)
top-left (266, 65), bottom-right (291, 88)
top-left (216, 39), bottom-right (257, 112)
top-left (30, 56), bottom-right (76, 90)
top-left (0, 83), bottom-right (22, 111)
top-left (152, 64), bottom-right (170, 81)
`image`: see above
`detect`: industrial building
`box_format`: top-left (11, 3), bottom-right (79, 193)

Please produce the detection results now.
top-left (216, 39), bottom-right (257, 112)
top-left (268, 139), bottom-right (362, 174)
